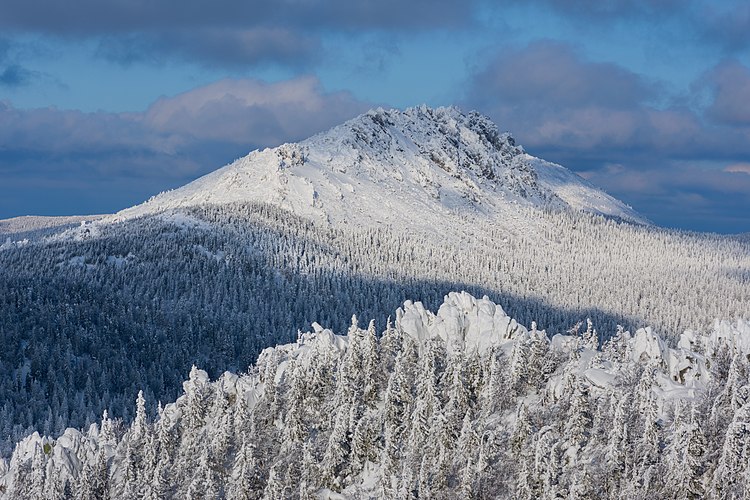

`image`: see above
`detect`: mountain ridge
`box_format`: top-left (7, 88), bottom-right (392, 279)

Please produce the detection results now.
top-left (114, 106), bottom-right (647, 229)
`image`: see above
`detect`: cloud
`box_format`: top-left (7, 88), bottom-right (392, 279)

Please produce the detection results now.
top-left (464, 41), bottom-right (750, 232)
top-left (470, 41), bottom-right (657, 110)
top-left (700, 2), bottom-right (750, 52)
top-left (0, 37), bottom-right (38, 87)
top-left (702, 60), bottom-right (750, 127)
top-left (143, 76), bottom-right (370, 147)
top-left (0, 0), bottom-right (477, 68)
top-left (96, 28), bottom-right (321, 68)
top-left (582, 162), bottom-right (750, 232)
top-left (519, 0), bottom-right (682, 19)
top-left (465, 42), bottom-right (750, 164)
top-left (464, 42), bottom-right (708, 161)
top-left (725, 163), bottom-right (750, 175)
top-left (0, 75), bottom-right (371, 216)
top-left (503, 0), bottom-right (748, 55)
top-left (0, 64), bottom-right (34, 87)
top-left (0, 0), bottom-right (475, 34)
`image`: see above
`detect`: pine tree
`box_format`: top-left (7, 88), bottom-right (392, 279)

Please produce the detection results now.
top-left (362, 319), bottom-right (379, 407)
top-left (582, 318), bottom-right (598, 351)
top-left (509, 339), bottom-right (530, 394)
top-left (298, 441), bottom-right (318, 500)
top-left (565, 383), bottom-right (592, 452)
top-left (282, 358), bottom-right (307, 445)
top-left (712, 401), bottom-right (750, 498)
top-left (665, 417), bottom-right (706, 500)
top-left (534, 429), bottom-right (561, 499)
top-left (444, 351), bottom-right (469, 448)
top-left (262, 460), bottom-right (287, 499)
top-left (186, 447), bottom-right (218, 500)
top-left (515, 453), bottom-right (535, 500)
top-left (320, 399), bottom-right (350, 490)
top-left (605, 392), bottom-right (630, 492)
top-left (512, 404), bottom-right (533, 453)
top-left (527, 327), bottom-right (549, 389)
top-left (638, 393), bottom-right (661, 468)
top-left (29, 443), bottom-right (46, 499)
top-left (456, 411), bottom-right (478, 480)
top-left (350, 412), bottom-right (379, 476)
top-left (227, 433), bottom-right (262, 500)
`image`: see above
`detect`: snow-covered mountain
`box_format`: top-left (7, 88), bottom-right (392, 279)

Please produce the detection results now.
top-left (116, 106), bottom-right (647, 229)
top-left (0, 105), bottom-right (747, 488)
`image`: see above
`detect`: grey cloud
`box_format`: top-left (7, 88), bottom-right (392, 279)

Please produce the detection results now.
top-left (142, 76), bottom-right (370, 147)
top-left (97, 28), bottom-right (320, 68)
top-left (0, 76), bottom-right (371, 216)
top-left (702, 60), bottom-right (750, 127)
top-left (582, 162), bottom-right (750, 232)
top-left (0, 0), bottom-right (477, 68)
top-left (464, 42), bottom-right (688, 160)
top-left (522, 0), bottom-right (682, 18)
top-left (470, 41), bottom-right (657, 112)
top-left (464, 41), bottom-right (750, 233)
top-left (701, 2), bottom-right (750, 51)
top-left (465, 42), bottom-right (750, 166)
top-left (0, 37), bottom-right (38, 87)
top-left (0, 0), bottom-right (476, 34)
top-left (0, 64), bottom-right (34, 87)
top-left (502, 0), bottom-right (748, 55)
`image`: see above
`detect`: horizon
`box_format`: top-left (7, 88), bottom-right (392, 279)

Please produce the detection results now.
top-left (1, 1), bottom-right (750, 233)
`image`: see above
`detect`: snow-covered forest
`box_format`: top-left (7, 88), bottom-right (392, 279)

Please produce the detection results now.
top-left (0, 201), bottom-right (748, 456)
top-left (2, 292), bottom-right (749, 499)
top-left (0, 106), bottom-right (748, 497)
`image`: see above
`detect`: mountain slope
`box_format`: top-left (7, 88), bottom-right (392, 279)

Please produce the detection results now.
top-left (116, 106), bottom-right (647, 229)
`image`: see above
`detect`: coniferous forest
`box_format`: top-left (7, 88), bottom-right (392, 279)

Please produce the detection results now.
top-left (0, 202), bottom-right (747, 459)
top-left (2, 292), bottom-right (749, 499)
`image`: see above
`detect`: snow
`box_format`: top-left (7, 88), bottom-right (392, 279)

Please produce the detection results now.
top-left (396, 291), bottom-right (527, 353)
top-left (2, 290), bottom-right (748, 498)
top-left (0, 237), bottom-right (28, 251)
top-left (530, 156), bottom-right (648, 224)
top-left (47, 220), bottom-right (102, 242)
top-left (109, 107), bottom-right (648, 236)
top-left (105, 253), bottom-right (135, 268)
top-left (631, 327), bottom-right (668, 363)
top-left (194, 245), bottom-right (225, 262)
top-left (583, 368), bottom-right (617, 388)
top-left (0, 215), bottom-right (102, 236)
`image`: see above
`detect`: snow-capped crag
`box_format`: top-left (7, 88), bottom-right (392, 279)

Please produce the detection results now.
top-left (2, 292), bottom-right (749, 499)
top-left (116, 106), bottom-right (646, 229)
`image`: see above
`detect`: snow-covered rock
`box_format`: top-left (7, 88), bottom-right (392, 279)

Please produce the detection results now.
top-left (396, 291), bottom-right (527, 353)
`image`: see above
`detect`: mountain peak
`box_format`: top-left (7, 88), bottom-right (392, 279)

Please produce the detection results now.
top-left (312, 105), bottom-right (526, 183)
top-left (115, 106), bottom-right (647, 228)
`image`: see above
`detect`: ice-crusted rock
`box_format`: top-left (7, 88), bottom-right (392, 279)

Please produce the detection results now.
top-left (680, 318), bottom-right (750, 358)
top-left (632, 326), bottom-right (668, 363)
top-left (396, 291), bottom-right (527, 353)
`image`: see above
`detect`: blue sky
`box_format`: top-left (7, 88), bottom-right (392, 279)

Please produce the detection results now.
top-left (1, 0), bottom-right (749, 233)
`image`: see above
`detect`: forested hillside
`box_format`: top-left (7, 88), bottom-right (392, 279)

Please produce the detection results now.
top-left (1, 202), bottom-right (748, 456)
top-left (2, 292), bottom-right (749, 499)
